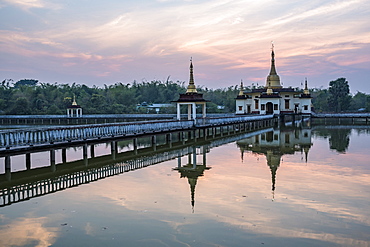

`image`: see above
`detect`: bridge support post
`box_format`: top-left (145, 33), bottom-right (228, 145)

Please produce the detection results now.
top-left (192, 146), bottom-right (197, 168)
top-left (90, 145), bottom-right (95, 158)
top-left (26, 153), bottom-right (31, 170)
top-left (166, 133), bottom-right (172, 143)
top-left (177, 154), bottom-right (181, 168)
top-left (151, 136), bottom-right (157, 151)
top-left (111, 141), bottom-right (117, 157)
top-left (50, 150), bottom-right (56, 172)
top-left (109, 141), bottom-right (116, 160)
top-left (133, 138), bottom-right (138, 155)
top-left (202, 146), bottom-right (206, 166)
top-left (83, 144), bottom-right (88, 160)
top-left (5, 155), bottom-right (11, 181)
top-left (62, 149), bottom-right (67, 163)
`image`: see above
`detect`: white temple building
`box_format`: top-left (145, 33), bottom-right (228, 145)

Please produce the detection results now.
top-left (236, 47), bottom-right (312, 115)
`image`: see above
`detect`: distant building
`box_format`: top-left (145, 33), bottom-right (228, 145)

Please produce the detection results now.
top-left (236, 47), bottom-right (312, 115)
top-left (67, 96), bottom-right (82, 117)
top-left (136, 102), bottom-right (174, 113)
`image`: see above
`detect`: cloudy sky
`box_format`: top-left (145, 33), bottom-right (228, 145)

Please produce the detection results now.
top-left (1, 0), bottom-right (369, 93)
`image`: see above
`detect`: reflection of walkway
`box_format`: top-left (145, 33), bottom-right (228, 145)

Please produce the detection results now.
top-left (0, 128), bottom-right (272, 208)
top-left (237, 128), bottom-right (312, 197)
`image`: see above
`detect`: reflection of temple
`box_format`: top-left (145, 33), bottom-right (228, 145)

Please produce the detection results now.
top-left (173, 146), bottom-right (211, 212)
top-left (237, 128), bottom-right (312, 196)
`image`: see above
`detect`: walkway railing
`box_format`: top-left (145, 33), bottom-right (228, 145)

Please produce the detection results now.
top-left (0, 120), bottom-right (193, 148)
top-left (0, 115), bottom-right (275, 149)
top-left (195, 115), bottom-right (273, 126)
top-left (312, 112), bottom-right (370, 118)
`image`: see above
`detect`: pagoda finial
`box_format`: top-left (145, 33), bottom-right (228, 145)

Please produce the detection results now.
top-left (186, 57), bottom-right (197, 93)
top-left (304, 78), bottom-right (310, 95)
top-left (266, 42), bottom-right (282, 88)
top-left (270, 43), bottom-right (277, 75)
top-left (72, 95), bottom-right (77, 106)
top-left (238, 80), bottom-right (244, 96)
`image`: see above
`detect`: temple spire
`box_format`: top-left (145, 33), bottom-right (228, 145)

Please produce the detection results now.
top-left (304, 78), bottom-right (310, 95)
top-left (72, 95), bottom-right (77, 106)
top-left (270, 45), bottom-right (277, 75)
top-left (266, 43), bottom-right (282, 89)
top-left (186, 58), bottom-right (197, 93)
top-left (238, 80), bottom-right (244, 96)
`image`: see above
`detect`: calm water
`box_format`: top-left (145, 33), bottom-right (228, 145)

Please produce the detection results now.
top-left (0, 126), bottom-right (369, 247)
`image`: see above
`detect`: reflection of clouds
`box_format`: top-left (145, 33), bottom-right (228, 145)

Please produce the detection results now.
top-left (0, 216), bottom-right (58, 247)
top-left (84, 222), bottom-right (94, 236)
top-left (51, 138), bottom-right (370, 246)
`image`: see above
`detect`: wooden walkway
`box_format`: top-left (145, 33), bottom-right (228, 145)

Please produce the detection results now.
top-left (0, 127), bottom-right (272, 207)
top-left (0, 115), bottom-right (275, 151)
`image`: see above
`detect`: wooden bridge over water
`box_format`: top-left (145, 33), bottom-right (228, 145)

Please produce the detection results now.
top-left (0, 115), bottom-right (276, 151)
top-left (0, 125), bottom-right (272, 208)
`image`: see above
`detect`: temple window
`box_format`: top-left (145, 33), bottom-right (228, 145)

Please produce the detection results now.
top-left (261, 104), bottom-right (265, 110)
top-left (285, 99), bottom-right (290, 109)
top-left (238, 106), bottom-right (243, 111)
top-left (274, 104), bottom-right (278, 110)
top-left (285, 133), bottom-right (290, 144)
top-left (255, 99), bottom-right (259, 109)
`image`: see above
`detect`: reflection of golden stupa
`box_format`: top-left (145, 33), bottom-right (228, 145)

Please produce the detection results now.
top-left (266, 150), bottom-right (281, 192)
top-left (237, 128), bottom-right (312, 196)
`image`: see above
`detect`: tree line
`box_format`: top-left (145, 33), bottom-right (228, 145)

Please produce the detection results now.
top-left (0, 77), bottom-right (369, 115)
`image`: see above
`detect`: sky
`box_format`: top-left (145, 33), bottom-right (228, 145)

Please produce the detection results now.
top-left (1, 0), bottom-right (370, 93)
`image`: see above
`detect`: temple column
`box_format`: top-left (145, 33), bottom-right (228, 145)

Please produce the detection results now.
top-left (192, 103), bottom-right (196, 120)
top-left (177, 103), bottom-right (181, 120)
top-left (188, 104), bottom-right (192, 120)
top-left (202, 103), bottom-right (206, 118)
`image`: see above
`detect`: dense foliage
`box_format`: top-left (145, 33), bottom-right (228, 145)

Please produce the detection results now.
top-left (0, 79), bottom-right (239, 115)
top-left (1, 77), bottom-right (369, 115)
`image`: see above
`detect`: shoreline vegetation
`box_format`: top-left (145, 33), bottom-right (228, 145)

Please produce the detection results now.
top-left (1, 77), bottom-right (369, 115)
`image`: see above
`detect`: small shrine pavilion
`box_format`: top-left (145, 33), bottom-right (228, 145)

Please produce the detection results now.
top-left (67, 96), bottom-right (82, 117)
top-left (173, 59), bottom-right (208, 120)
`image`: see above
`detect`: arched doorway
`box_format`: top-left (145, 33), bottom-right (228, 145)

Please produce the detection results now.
top-left (266, 102), bottom-right (273, 114)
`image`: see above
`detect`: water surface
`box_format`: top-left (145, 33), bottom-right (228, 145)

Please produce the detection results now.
top-left (0, 126), bottom-right (369, 247)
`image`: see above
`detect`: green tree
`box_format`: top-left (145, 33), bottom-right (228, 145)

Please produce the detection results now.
top-left (311, 88), bottom-right (329, 112)
top-left (327, 78), bottom-right (351, 112)
top-left (8, 97), bottom-right (31, 114)
top-left (14, 79), bottom-right (38, 88)
top-left (350, 91), bottom-right (368, 111)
